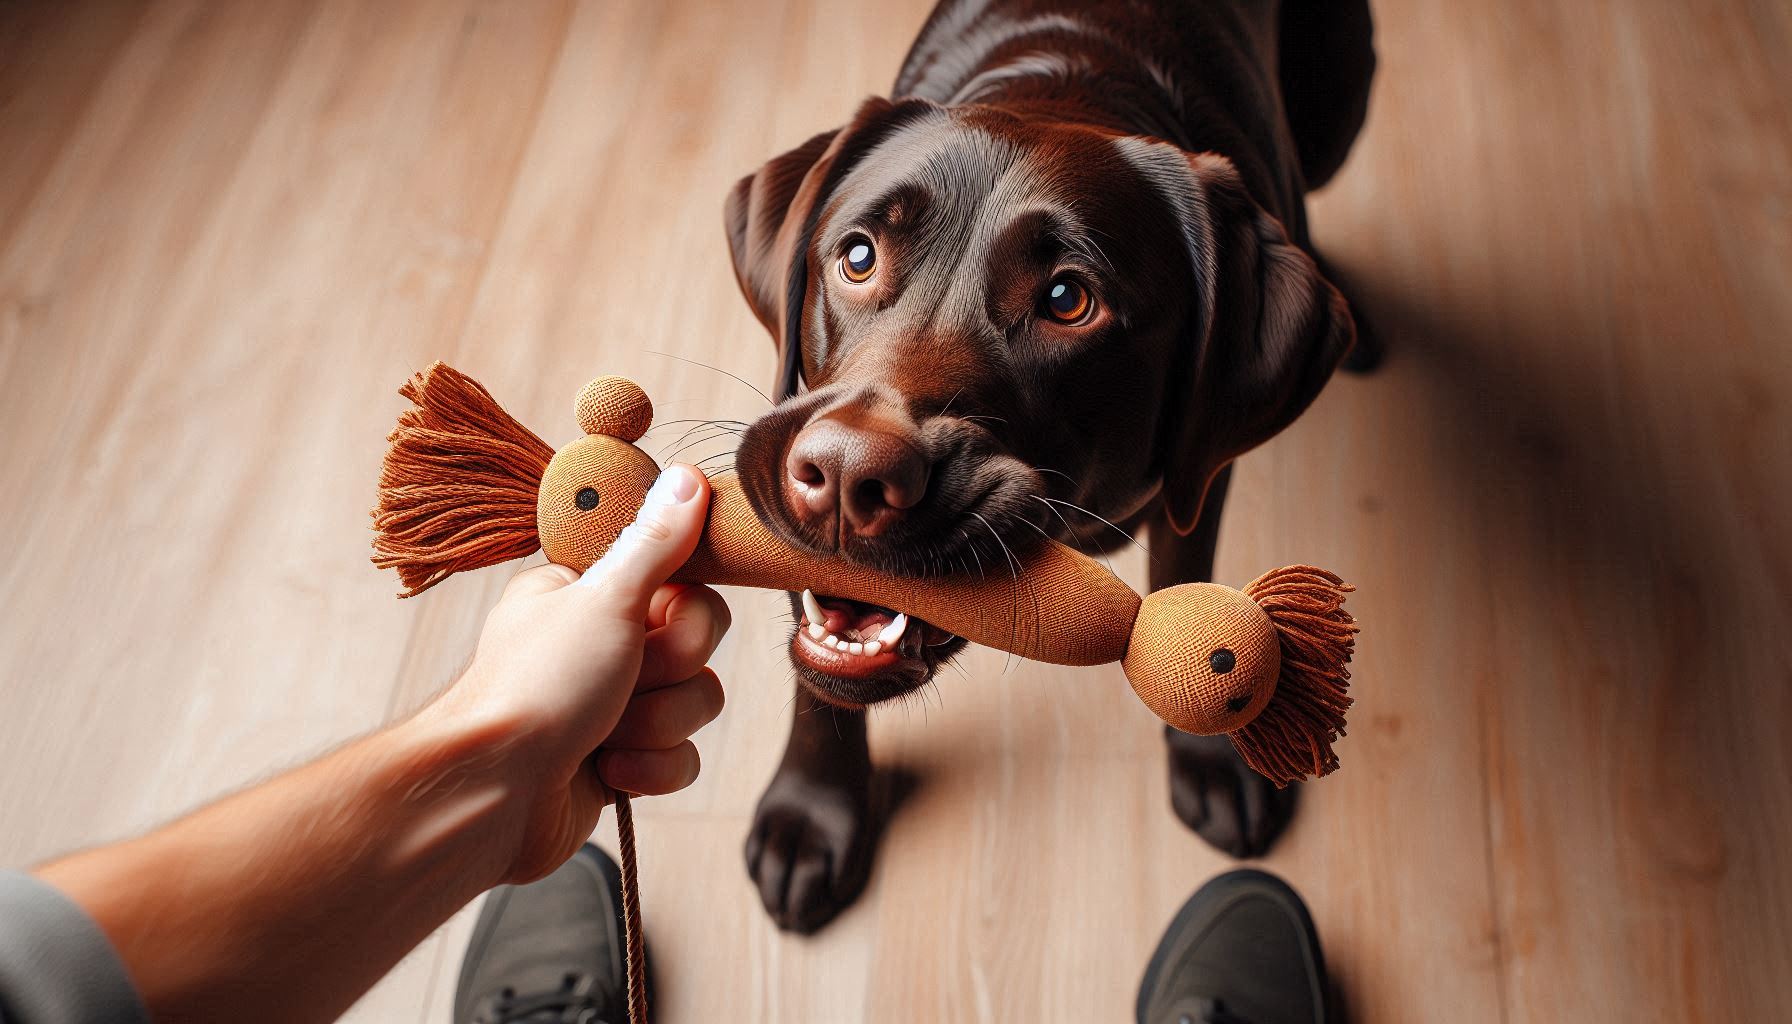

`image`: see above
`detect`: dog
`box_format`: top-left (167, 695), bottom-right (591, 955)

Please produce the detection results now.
top-left (724, 0), bottom-right (1377, 932)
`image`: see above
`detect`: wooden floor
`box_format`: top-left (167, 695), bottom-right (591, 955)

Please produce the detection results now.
top-left (3, 1), bottom-right (1789, 1020)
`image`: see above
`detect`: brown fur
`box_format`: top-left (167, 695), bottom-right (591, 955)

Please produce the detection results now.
top-left (726, 0), bottom-right (1378, 931)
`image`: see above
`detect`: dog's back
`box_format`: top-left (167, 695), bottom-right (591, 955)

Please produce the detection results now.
top-left (894, 0), bottom-right (1375, 233)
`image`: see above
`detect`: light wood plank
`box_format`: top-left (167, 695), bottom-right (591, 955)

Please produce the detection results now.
top-left (2, 1), bottom-right (1789, 1021)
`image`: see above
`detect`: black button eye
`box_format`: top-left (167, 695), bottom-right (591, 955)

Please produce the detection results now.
top-left (842, 238), bottom-right (876, 282)
top-left (1209, 648), bottom-right (1236, 674)
top-left (575, 487), bottom-right (600, 511)
top-left (1225, 694), bottom-right (1251, 714)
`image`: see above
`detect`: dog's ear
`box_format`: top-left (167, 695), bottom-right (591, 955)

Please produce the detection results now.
top-left (1140, 147), bottom-right (1356, 533)
top-left (724, 127), bottom-right (840, 336)
top-left (724, 96), bottom-right (930, 399)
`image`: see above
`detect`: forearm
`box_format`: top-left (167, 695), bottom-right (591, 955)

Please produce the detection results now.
top-left (24, 464), bottom-right (719, 1023)
top-left (35, 704), bottom-right (536, 1024)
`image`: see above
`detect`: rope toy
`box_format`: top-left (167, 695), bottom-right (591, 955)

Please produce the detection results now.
top-left (372, 362), bottom-right (1360, 784)
top-left (370, 363), bottom-right (1359, 1022)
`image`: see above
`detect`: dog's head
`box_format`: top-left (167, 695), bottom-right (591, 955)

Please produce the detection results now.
top-left (725, 97), bottom-right (1353, 707)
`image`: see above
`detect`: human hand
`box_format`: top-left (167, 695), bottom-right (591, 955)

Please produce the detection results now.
top-left (418, 463), bottom-right (729, 882)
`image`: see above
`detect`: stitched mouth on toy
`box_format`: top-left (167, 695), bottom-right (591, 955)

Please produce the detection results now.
top-left (790, 588), bottom-right (967, 707)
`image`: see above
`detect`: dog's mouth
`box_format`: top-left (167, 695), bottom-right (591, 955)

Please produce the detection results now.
top-left (789, 588), bottom-right (967, 707)
top-left (736, 392), bottom-right (1045, 707)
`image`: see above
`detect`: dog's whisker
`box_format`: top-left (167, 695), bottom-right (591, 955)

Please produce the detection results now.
top-left (663, 427), bottom-right (739, 462)
top-left (971, 511), bottom-right (1031, 675)
top-left (693, 446), bottom-right (739, 464)
top-left (1069, 232), bottom-right (1116, 276)
top-left (648, 417), bottom-right (751, 432)
top-left (1081, 223), bottom-right (1121, 275)
top-left (1016, 513), bottom-right (1100, 579)
top-left (938, 386), bottom-right (966, 419)
top-left (959, 529), bottom-right (987, 580)
top-left (645, 350), bottom-right (774, 406)
top-left (1030, 464), bottom-right (1080, 488)
top-left (1028, 491), bottom-right (1118, 570)
top-left (662, 421), bottom-right (747, 451)
top-left (689, 459), bottom-right (734, 480)
top-left (971, 513), bottom-right (1021, 583)
top-left (1016, 516), bottom-right (1056, 546)
top-left (1033, 495), bottom-right (1150, 557)
top-left (1033, 492), bottom-right (1081, 542)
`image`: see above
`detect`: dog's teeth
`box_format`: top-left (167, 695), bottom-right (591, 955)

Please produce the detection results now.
top-left (801, 589), bottom-right (825, 626)
top-left (863, 640), bottom-right (882, 656)
top-left (848, 642), bottom-right (864, 655)
top-left (806, 622), bottom-right (825, 641)
top-left (823, 634), bottom-right (840, 649)
top-left (877, 613), bottom-right (909, 644)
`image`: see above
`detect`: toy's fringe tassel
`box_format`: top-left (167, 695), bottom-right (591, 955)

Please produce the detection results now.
top-left (1231, 566), bottom-right (1357, 787)
top-left (372, 362), bottom-right (555, 597)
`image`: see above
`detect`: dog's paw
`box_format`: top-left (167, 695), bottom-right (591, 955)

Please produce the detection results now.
top-left (744, 768), bottom-right (876, 934)
top-left (1164, 726), bottom-right (1299, 858)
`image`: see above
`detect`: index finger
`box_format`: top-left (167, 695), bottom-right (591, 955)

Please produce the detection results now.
top-left (647, 583), bottom-right (693, 630)
top-left (637, 584), bottom-right (731, 691)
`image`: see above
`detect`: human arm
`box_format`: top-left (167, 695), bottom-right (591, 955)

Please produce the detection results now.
top-left (31, 464), bottom-right (725, 1023)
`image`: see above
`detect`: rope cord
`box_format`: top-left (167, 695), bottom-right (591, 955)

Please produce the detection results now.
top-left (613, 793), bottom-right (649, 1024)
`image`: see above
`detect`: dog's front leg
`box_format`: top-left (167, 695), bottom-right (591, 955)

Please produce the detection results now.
top-left (1145, 466), bottom-right (1299, 857)
top-left (743, 592), bottom-right (880, 933)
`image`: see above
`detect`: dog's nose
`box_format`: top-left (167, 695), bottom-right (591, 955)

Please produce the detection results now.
top-left (785, 418), bottom-right (928, 537)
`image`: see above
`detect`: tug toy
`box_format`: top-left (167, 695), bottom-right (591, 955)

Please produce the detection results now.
top-left (372, 363), bottom-right (1358, 787)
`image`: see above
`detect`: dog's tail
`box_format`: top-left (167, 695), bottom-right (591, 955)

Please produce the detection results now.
top-left (1276, 0), bottom-right (1377, 191)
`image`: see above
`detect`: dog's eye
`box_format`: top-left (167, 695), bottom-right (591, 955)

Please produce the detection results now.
top-left (1042, 277), bottom-right (1093, 324)
top-left (841, 238), bottom-right (876, 283)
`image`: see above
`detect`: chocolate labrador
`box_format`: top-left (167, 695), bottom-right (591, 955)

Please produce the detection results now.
top-left (725, 0), bottom-right (1377, 932)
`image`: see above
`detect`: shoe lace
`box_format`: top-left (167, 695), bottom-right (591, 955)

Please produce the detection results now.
top-left (476, 973), bottom-right (615, 1024)
top-left (1180, 997), bottom-right (1254, 1024)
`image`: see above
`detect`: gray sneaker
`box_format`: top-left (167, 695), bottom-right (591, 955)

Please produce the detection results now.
top-left (1136, 869), bottom-right (1331, 1024)
top-left (454, 844), bottom-right (636, 1024)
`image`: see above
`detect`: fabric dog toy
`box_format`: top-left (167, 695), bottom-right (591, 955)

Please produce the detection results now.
top-left (371, 362), bottom-right (1358, 1023)
top-left (371, 362), bottom-right (1359, 787)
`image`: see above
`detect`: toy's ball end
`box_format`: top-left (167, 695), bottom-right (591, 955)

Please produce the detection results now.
top-left (1124, 583), bottom-right (1280, 735)
top-left (538, 434), bottom-right (660, 573)
top-left (576, 375), bottom-right (653, 442)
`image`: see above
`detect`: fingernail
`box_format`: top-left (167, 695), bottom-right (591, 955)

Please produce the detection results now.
top-left (646, 464), bottom-right (701, 507)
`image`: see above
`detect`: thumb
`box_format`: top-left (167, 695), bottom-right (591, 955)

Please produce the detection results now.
top-left (576, 463), bottom-right (709, 619)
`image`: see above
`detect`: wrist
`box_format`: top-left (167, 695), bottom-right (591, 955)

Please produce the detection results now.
top-left (383, 702), bottom-right (542, 892)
